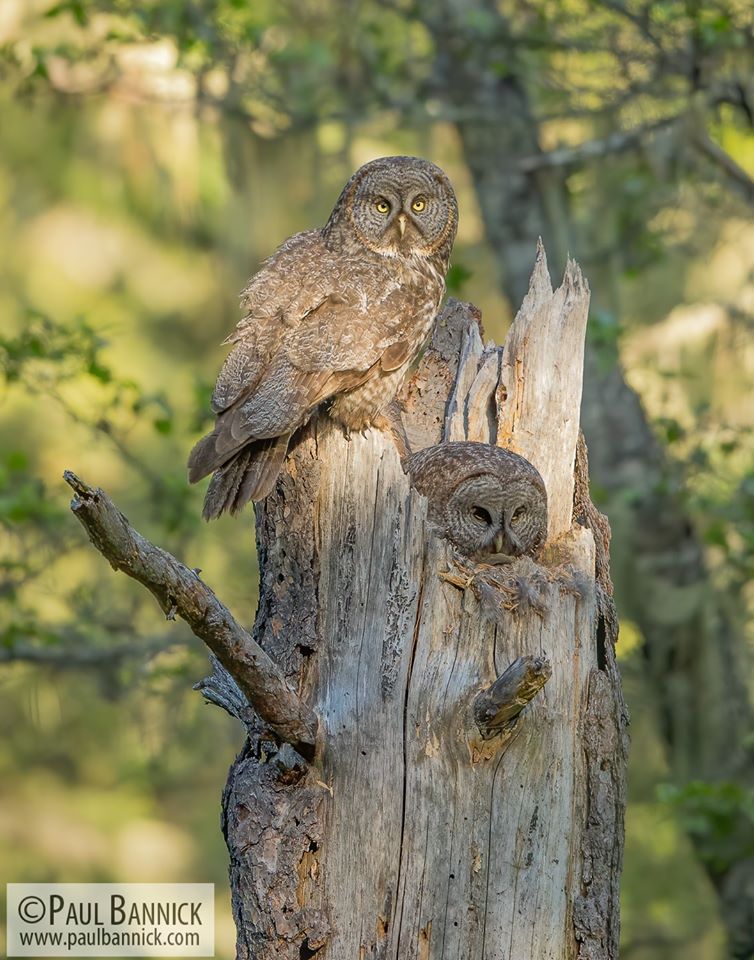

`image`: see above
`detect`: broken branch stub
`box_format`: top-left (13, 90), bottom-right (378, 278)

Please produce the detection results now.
top-left (64, 471), bottom-right (317, 754)
top-left (474, 654), bottom-right (553, 739)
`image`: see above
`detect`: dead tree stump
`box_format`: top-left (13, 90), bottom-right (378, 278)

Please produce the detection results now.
top-left (66, 244), bottom-right (627, 959)
top-left (221, 244), bottom-right (628, 959)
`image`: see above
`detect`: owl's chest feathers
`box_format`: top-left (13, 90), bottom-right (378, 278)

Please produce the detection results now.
top-left (329, 257), bottom-right (446, 431)
top-left (396, 253), bottom-right (445, 297)
top-left (376, 252), bottom-right (445, 335)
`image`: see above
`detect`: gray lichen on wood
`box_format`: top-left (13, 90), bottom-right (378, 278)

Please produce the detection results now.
top-left (193, 654), bottom-right (253, 725)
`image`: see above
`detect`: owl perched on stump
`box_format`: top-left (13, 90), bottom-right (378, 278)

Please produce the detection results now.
top-left (188, 155), bottom-right (458, 519)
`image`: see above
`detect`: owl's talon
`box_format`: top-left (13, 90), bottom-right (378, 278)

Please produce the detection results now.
top-left (374, 400), bottom-right (412, 461)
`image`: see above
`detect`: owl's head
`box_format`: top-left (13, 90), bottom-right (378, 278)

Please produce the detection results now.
top-left (407, 442), bottom-right (548, 563)
top-left (326, 156), bottom-right (458, 261)
top-left (443, 472), bottom-right (547, 561)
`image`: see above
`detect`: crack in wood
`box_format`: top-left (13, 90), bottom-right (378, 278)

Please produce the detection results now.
top-left (393, 539), bottom-right (429, 958)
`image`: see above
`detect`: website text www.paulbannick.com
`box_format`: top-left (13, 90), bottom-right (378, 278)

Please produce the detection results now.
top-left (6, 883), bottom-right (215, 957)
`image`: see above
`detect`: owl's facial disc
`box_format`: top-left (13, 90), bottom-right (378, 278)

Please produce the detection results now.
top-left (346, 157), bottom-right (457, 259)
top-left (474, 504), bottom-right (514, 556)
top-left (445, 477), bottom-right (507, 558)
top-left (364, 192), bottom-right (426, 254)
top-left (502, 490), bottom-right (545, 557)
top-left (471, 505), bottom-right (493, 525)
top-left (388, 202), bottom-right (424, 252)
top-left (407, 441), bottom-right (548, 562)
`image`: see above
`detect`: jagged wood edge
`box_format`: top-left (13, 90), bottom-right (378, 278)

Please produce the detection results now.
top-left (407, 299), bottom-right (556, 744)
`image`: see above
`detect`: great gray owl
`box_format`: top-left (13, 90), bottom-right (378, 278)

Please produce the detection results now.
top-left (188, 155), bottom-right (458, 519)
top-left (407, 442), bottom-right (548, 562)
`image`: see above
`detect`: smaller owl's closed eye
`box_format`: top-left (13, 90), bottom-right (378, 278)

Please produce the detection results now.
top-left (407, 442), bottom-right (548, 563)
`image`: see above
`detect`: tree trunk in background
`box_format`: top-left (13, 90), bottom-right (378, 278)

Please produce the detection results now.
top-left (420, 3), bottom-right (754, 954)
top-left (221, 263), bottom-right (627, 958)
top-left (579, 354), bottom-right (754, 958)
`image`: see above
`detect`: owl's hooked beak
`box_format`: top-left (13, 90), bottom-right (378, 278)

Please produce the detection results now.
top-left (483, 529), bottom-right (516, 565)
top-left (397, 213), bottom-right (408, 237)
top-left (492, 526), bottom-right (522, 558)
top-left (492, 531), bottom-right (509, 554)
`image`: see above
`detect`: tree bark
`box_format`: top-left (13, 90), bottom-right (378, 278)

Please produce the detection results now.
top-left (222, 252), bottom-right (627, 959)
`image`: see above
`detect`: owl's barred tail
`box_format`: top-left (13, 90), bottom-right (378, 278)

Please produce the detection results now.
top-left (198, 435), bottom-right (290, 520)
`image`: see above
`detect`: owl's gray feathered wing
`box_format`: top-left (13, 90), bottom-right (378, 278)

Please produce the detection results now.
top-left (188, 230), bottom-right (420, 516)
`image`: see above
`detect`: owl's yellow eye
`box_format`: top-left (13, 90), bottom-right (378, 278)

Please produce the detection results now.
top-left (411, 198), bottom-right (426, 213)
top-left (375, 199), bottom-right (390, 214)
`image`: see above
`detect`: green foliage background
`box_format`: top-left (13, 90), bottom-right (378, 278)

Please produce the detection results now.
top-left (2, 1), bottom-right (754, 957)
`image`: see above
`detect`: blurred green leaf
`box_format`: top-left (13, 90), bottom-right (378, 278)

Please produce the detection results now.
top-left (659, 780), bottom-right (754, 874)
top-left (446, 263), bottom-right (472, 293)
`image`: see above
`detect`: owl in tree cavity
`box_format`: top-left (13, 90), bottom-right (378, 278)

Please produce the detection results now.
top-left (188, 155), bottom-right (458, 519)
top-left (407, 442), bottom-right (548, 563)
